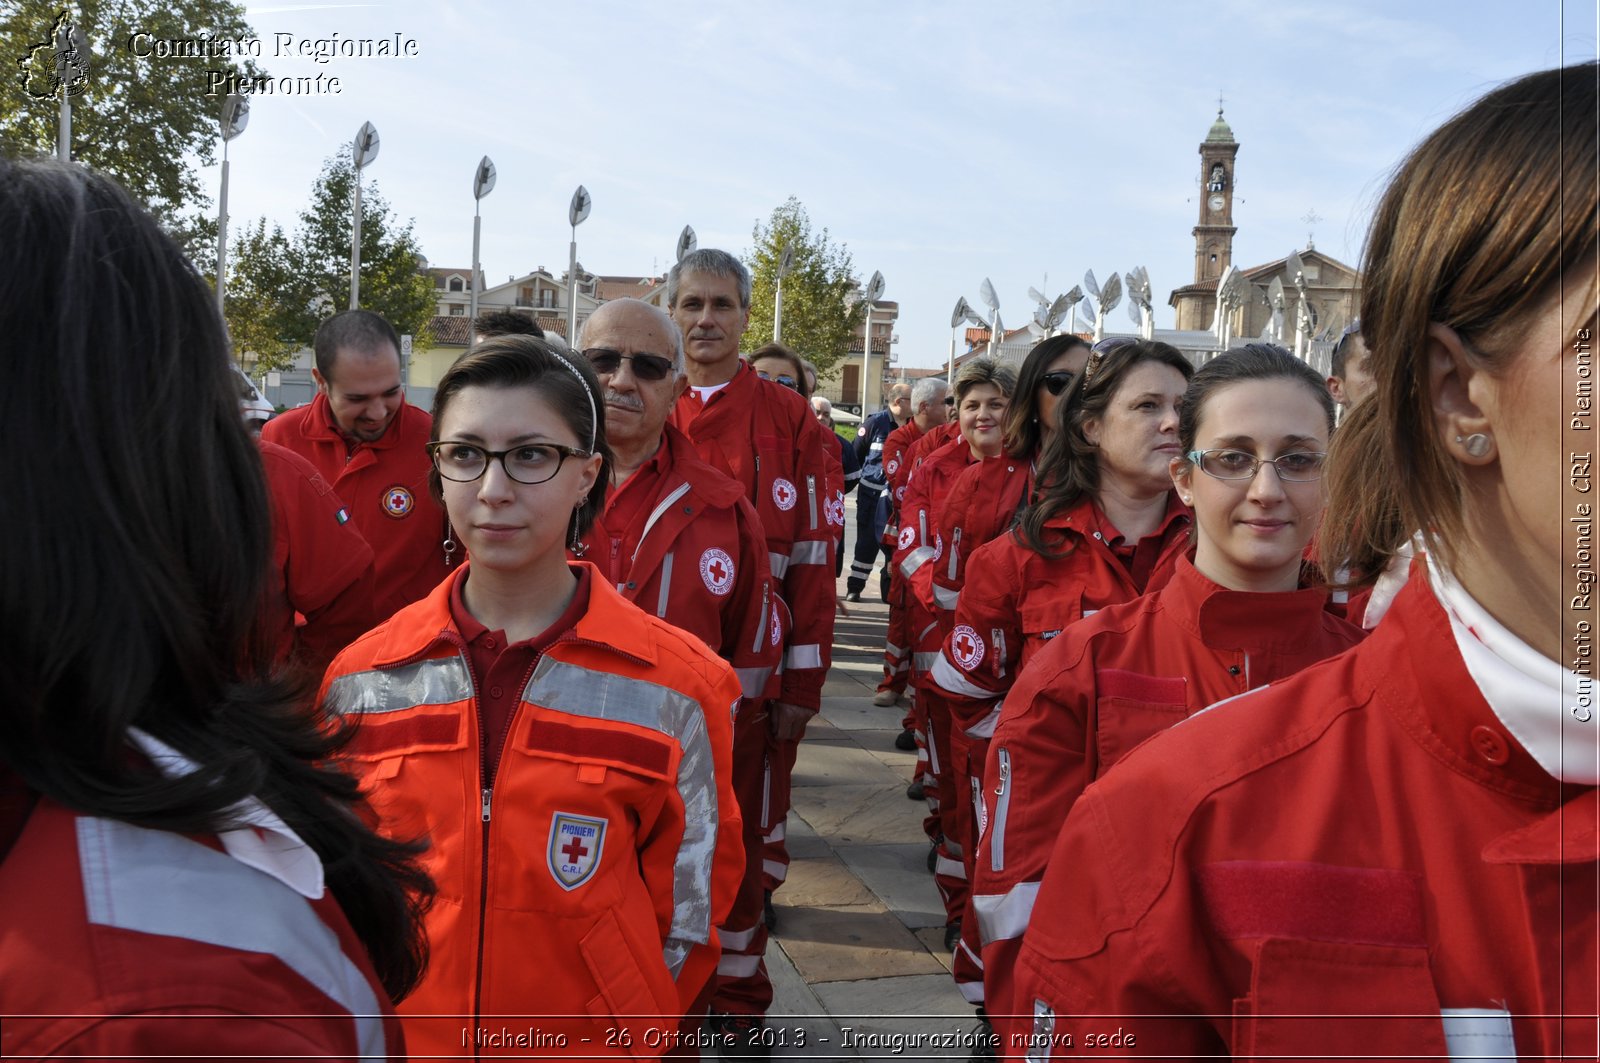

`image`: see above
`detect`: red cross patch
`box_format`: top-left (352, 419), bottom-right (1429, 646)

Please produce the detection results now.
top-left (381, 485), bottom-right (414, 519)
top-left (549, 812), bottom-right (606, 890)
top-left (699, 548), bottom-right (735, 596)
top-left (897, 526), bottom-right (916, 551)
top-left (951, 624), bottom-right (986, 671)
top-left (772, 477), bottom-right (797, 511)
top-left (825, 496), bottom-right (846, 527)
top-left (886, 457), bottom-right (900, 477)
top-left (770, 604), bottom-right (783, 647)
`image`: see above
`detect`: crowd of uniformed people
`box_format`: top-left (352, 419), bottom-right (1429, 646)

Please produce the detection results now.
top-left (0, 62), bottom-right (1594, 1062)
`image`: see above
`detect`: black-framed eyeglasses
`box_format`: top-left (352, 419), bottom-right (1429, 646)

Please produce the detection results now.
top-left (582, 348), bottom-right (675, 382)
top-left (756, 370), bottom-right (800, 391)
top-left (1186, 449), bottom-right (1327, 482)
top-left (427, 440), bottom-right (591, 485)
top-left (1040, 370), bottom-right (1076, 396)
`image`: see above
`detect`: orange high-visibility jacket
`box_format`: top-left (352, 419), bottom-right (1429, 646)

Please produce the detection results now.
top-left (323, 562), bottom-right (743, 1059)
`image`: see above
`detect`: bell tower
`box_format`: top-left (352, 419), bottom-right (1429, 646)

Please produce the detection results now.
top-left (1193, 106), bottom-right (1239, 283)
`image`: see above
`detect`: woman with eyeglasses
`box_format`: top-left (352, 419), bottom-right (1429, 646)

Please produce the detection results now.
top-left (748, 342), bottom-right (807, 396)
top-left (977, 344), bottom-right (1366, 1045)
top-left (320, 336), bottom-right (743, 1058)
top-left (1010, 64), bottom-right (1596, 1060)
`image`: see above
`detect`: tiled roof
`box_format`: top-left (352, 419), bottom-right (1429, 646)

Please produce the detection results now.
top-left (430, 316), bottom-right (472, 344)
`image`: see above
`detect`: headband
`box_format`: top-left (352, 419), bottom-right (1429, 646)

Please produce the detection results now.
top-left (549, 348), bottom-right (599, 454)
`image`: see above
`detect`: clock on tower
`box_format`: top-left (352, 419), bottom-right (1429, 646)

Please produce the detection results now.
top-left (1193, 107), bottom-right (1239, 283)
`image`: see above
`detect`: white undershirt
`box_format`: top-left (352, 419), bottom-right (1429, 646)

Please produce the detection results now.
top-left (1427, 556), bottom-right (1600, 784)
top-left (690, 381), bottom-right (731, 403)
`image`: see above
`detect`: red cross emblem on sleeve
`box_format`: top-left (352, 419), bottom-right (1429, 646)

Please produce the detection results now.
top-left (699, 548), bottom-right (735, 596)
top-left (952, 624), bottom-right (986, 671)
top-left (548, 812), bottom-right (607, 890)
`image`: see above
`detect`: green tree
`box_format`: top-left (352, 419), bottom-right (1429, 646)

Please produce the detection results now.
top-left (288, 148), bottom-right (436, 348)
top-left (743, 197), bottom-right (864, 380)
top-left (222, 149), bottom-right (435, 367)
top-left (1, 0), bottom-right (265, 238)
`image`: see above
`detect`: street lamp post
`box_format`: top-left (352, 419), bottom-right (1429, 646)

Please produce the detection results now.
top-left (860, 270), bottom-right (885, 410)
top-left (566, 185), bottom-right (591, 348)
top-left (469, 156), bottom-right (497, 345)
top-left (214, 95), bottom-right (249, 318)
top-left (773, 241), bottom-right (795, 342)
top-left (978, 277), bottom-right (1000, 358)
top-left (349, 121), bottom-right (380, 309)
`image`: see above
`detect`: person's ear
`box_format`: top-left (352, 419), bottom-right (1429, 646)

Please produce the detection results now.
top-left (1170, 455), bottom-right (1194, 505)
top-left (1426, 323), bottom-right (1497, 465)
top-left (312, 367), bottom-right (329, 395)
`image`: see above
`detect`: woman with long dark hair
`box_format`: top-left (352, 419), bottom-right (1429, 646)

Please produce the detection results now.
top-left (978, 344), bottom-right (1367, 1046)
top-left (321, 336), bottom-right (743, 1058)
top-left (1010, 63), bottom-right (1598, 1060)
top-left (0, 156), bottom-right (429, 1058)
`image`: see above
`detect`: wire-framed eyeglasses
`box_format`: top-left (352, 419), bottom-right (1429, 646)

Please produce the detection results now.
top-left (427, 441), bottom-right (591, 485)
top-left (1185, 449), bottom-right (1327, 482)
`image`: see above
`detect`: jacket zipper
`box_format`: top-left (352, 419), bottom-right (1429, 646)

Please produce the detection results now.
top-left (991, 748), bottom-right (1012, 872)
top-left (947, 526), bottom-right (962, 579)
top-left (1028, 1001), bottom-right (1056, 1062)
top-left (806, 474), bottom-right (818, 529)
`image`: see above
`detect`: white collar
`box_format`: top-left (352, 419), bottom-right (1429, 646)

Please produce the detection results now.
top-left (129, 729), bottom-right (326, 899)
top-left (1426, 556), bottom-right (1599, 784)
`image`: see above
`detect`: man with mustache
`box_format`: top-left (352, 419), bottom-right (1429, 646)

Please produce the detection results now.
top-left (665, 251), bottom-right (841, 1059)
top-left (576, 299), bottom-right (783, 1049)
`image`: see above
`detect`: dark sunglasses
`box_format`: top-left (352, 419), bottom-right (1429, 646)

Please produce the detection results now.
top-left (1040, 370), bottom-right (1076, 396)
top-left (582, 347), bottom-right (675, 382)
top-left (943, 396), bottom-right (956, 406)
top-left (756, 370), bottom-right (800, 391)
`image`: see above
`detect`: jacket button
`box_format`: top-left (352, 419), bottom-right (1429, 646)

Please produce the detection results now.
top-left (1227, 665), bottom-right (1241, 677)
top-left (626, 581), bottom-right (637, 590)
top-left (1469, 725), bottom-right (1510, 766)
top-left (484, 636), bottom-right (497, 649)
top-left (489, 685), bottom-right (504, 699)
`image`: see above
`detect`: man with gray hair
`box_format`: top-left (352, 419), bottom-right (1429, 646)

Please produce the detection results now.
top-left (665, 250), bottom-right (841, 1058)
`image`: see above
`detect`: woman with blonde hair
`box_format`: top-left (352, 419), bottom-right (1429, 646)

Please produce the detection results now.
top-left (1009, 62), bottom-right (1598, 1060)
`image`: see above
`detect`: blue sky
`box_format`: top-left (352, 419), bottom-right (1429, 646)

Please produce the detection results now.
top-left (194, 0), bottom-right (1598, 368)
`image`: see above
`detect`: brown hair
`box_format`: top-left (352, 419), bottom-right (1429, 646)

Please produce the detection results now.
top-left (1003, 334), bottom-right (1091, 459)
top-left (748, 342), bottom-right (808, 396)
top-left (953, 355), bottom-right (1018, 404)
top-left (1325, 63), bottom-right (1599, 582)
top-left (1015, 340), bottom-right (1193, 558)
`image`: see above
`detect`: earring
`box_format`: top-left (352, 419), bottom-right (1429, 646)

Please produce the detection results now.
top-left (568, 503), bottom-right (588, 557)
top-left (442, 521), bottom-right (458, 568)
top-left (1455, 433), bottom-right (1493, 459)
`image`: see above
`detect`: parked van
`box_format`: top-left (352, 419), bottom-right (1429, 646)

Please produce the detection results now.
top-left (232, 365), bottom-right (274, 436)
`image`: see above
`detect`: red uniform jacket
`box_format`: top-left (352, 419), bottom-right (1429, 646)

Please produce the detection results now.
top-left (0, 770), bottom-right (403, 1060)
top-left (323, 564), bottom-right (743, 1058)
top-left (932, 494), bottom-right (1192, 734)
top-left (261, 394), bottom-right (448, 623)
top-left (260, 439), bottom-right (376, 670)
top-left (883, 421), bottom-right (960, 543)
top-left (581, 425), bottom-right (782, 705)
top-left (1009, 573), bottom-right (1594, 1061)
top-left (976, 555), bottom-right (1367, 1040)
top-left (928, 453), bottom-right (1034, 621)
top-left (669, 362), bottom-right (839, 712)
top-left (893, 437), bottom-right (980, 614)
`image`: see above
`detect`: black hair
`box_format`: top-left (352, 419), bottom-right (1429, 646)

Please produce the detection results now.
top-left (0, 156), bottom-right (431, 1000)
top-left (473, 308), bottom-right (544, 339)
top-left (314, 309), bottom-right (403, 381)
top-left (1003, 334), bottom-right (1091, 458)
top-left (1015, 340), bottom-right (1193, 558)
top-left (430, 335), bottom-right (613, 538)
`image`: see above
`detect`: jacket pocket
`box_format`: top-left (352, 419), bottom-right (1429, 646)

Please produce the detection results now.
top-left (1092, 669), bottom-right (1189, 773)
top-left (581, 907), bottom-right (676, 1059)
top-left (1019, 591), bottom-right (1083, 648)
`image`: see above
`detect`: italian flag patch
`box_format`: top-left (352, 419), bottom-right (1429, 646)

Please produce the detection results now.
top-left (335, 508), bottom-right (350, 525)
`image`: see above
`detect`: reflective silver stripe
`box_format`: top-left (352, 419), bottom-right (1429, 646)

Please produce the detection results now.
top-left (992, 747), bottom-right (1012, 871)
top-left (942, 836), bottom-right (964, 858)
top-left (736, 667), bottom-right (772, 699)
top-left (931, 655), bottom-right (994, 700)
top-left (664, 937), bottom-right (691, 977)
top-left (1441, 1009), bottom-right (1516, 1061)
top-left (523, 658), bottom-right (718, 966)
top-left (934, 854), bottom-right (967, 879)
top-left (806, 474), bottom-right (818, 529)
top-left (763, 820), bottom-right (786, 843)
top-left (884, 641), bottom-right (906, 658)
top-left (761, 858), bottom-right (788, 882)
top-left (788, 540), bottom-right (830, 566)
top-left (993, 629), bottom-right (1008, 679)
top-left (76, 816), bottom-right (386, 1055)
top-left (633, 483), bottom-right (693, 565)
top-left (326, 655), bottom-right (471, 715)
top-left (946, 527), bottom-right (962, 579)
top-left (900, 545), bottom-right (936, 579)
top-left (785, 643), bottom-right (822, 670)
top-left (656, 552), bottom-right (674, 618)
top-left (720, 923), bottom-right (758, 950)
top-left (717, 953), bottom-right (762, 977)
top-left (933, 584), bottom-right (960, 610)
top-left (974, 881), bottom-right (1040, 946)
top-left (965, 704), bottom-right (1003, 740)
top-left (917, 621), bottom-right (939, 642)
top-left (1028, 1001), bottom-right (1056, 1063)
top-left (768, 551), bottom-right (790, 579)
top-left (750, 585), bottom-right (770, 656)
top-left (912, 651), bottom-right (941, 673)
